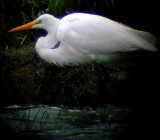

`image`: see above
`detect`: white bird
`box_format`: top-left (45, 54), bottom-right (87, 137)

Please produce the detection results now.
top-left (9, 13), bottom-right (157, 65)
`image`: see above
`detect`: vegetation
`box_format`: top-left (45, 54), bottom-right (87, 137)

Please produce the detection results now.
top-left (0, 0), bottom-right (159, 107)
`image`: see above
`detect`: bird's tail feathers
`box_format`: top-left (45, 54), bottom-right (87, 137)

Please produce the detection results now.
top-left (129, 29), bottom-right (157, 51)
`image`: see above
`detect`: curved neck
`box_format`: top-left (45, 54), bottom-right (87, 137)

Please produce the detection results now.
top-left (45, 18), bottom-right (59, 35)
top-left (45, 18), bottom-right (59, 47)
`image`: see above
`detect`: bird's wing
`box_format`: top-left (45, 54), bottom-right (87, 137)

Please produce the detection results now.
top-left (57, 13), bottom-right (156, 54)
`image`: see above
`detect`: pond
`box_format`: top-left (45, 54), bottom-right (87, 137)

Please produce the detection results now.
top-left (0, 104), bottom-right (135, 140)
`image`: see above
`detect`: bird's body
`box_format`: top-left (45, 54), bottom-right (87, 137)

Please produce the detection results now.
top-left (9, 13), bottom-right (157, 65)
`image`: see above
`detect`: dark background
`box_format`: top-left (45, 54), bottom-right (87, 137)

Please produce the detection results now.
top-left (0, 0), bottom-right (159, 138)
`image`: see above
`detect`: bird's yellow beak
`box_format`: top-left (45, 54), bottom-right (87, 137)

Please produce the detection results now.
top-left (9, 20), bottom-right (37, 32)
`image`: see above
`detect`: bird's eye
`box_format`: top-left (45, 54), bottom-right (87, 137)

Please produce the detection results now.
top-left (38, 20), bottom-right (42, 24)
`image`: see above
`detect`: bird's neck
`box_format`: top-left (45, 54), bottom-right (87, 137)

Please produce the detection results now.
top-left (45, 20), bottom-right (59, 47)
top-left (46, 33), bottom-right (57, 47)
top-left (35, 19), bottom-right (59, 54)
top-left (45, 18), bottom-right (59, 36)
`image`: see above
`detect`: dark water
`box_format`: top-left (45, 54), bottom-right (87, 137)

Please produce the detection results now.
top-left (0, 104), bottom-right (136, 140)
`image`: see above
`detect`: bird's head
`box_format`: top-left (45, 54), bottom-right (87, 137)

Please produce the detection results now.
top-left (9, 14), bottom-right (58, 32)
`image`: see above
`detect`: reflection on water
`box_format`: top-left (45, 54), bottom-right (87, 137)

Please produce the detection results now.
top-left (0, 105), bottom-right (135, 140)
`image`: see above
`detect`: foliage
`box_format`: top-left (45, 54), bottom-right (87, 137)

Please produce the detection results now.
top-left (0, 0), bottom-right (159, 107)
top-left (0, 0), bottom-right (116, 50)
top-left (0, 0), bottom-right (117, 107)
top-left (0, 43), bottom-right (138, 107)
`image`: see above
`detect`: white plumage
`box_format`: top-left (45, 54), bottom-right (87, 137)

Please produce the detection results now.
top-left (9, 13), bottom-right (157, 65)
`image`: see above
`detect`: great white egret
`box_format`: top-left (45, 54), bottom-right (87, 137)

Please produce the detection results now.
top-left (9, 13), bottom-right (157, 65)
